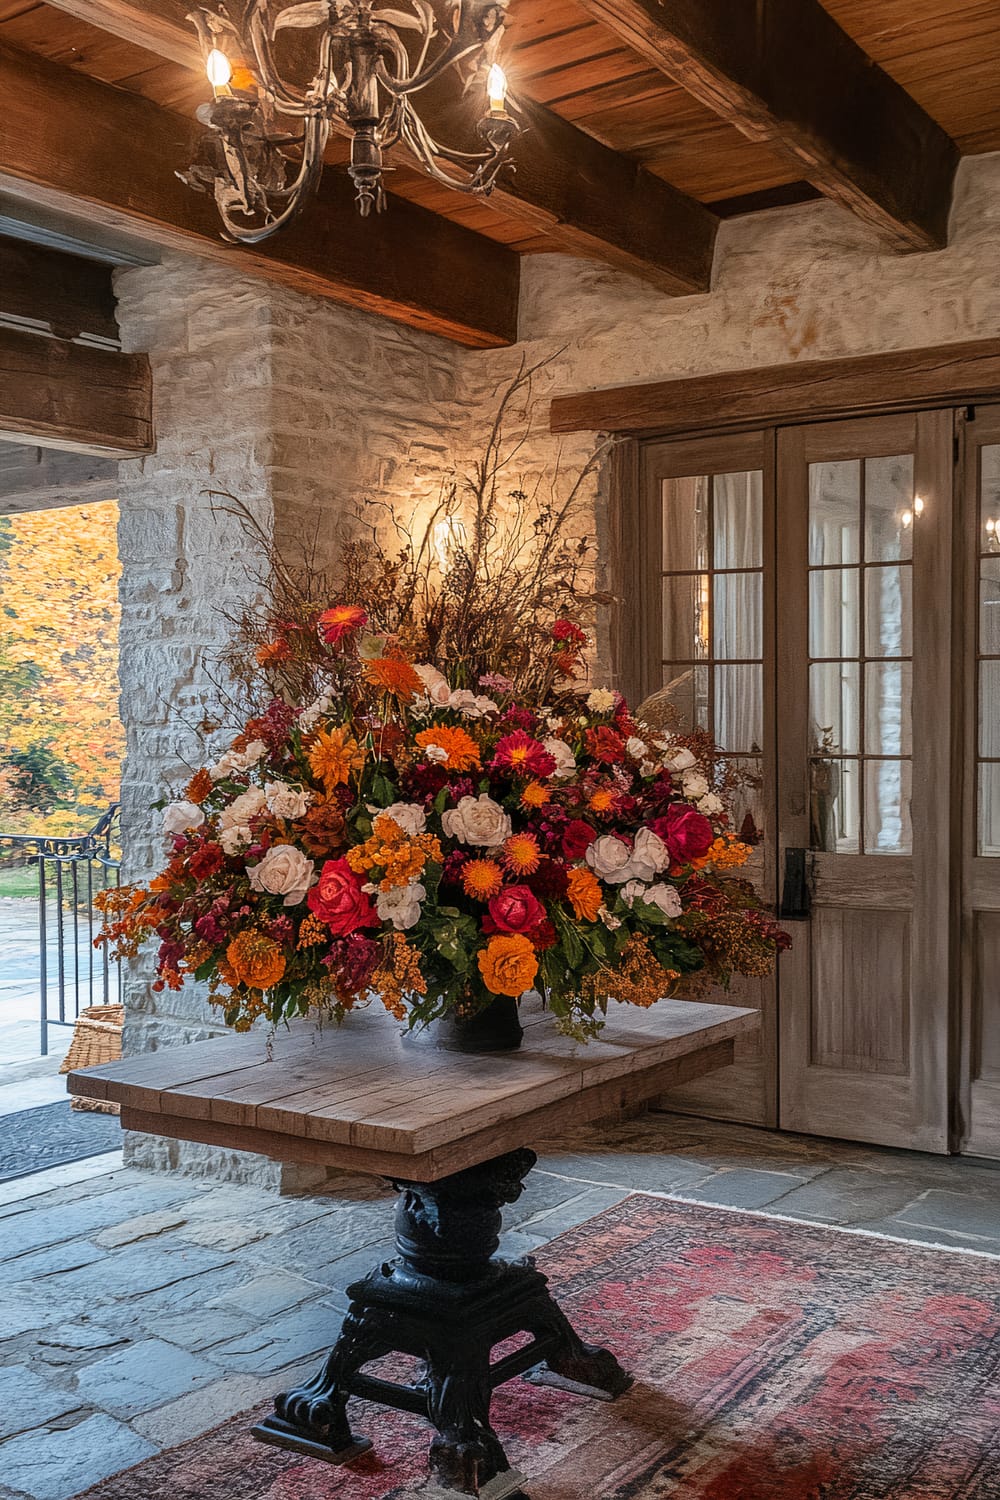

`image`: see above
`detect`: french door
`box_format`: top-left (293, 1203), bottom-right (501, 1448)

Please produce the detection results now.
top-left (637, 412), bottom-right (958, 1151)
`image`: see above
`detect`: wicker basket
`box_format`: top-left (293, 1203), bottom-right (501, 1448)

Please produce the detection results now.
top-left (60, 1004), bottom-right (124, 1114)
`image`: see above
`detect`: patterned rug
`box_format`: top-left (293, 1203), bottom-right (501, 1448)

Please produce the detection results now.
top-left (78, 1196), bottom-right (1000, 1500)
top-left (0, 1100), bottom-right (121, 1182)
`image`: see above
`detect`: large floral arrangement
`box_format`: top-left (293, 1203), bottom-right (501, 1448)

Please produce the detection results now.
top-left (99, 609), bottom-right (788, 1040)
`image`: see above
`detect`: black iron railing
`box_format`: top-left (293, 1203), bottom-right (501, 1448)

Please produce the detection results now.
top-left (0, 804), bottom-right (121, 1055)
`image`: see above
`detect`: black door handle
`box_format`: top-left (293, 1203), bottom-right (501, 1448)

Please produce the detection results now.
top-left (779, 847), bottom-right (811, 920)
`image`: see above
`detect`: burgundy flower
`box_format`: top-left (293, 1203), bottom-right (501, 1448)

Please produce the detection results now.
top-left (651, 804), bottom-right (714, 864)
top-left (323, 932), bottom-right (381, 992)
top-left (552, 619), bottom-right (587, 645)
top-left (525, 859), bottom-right (569, 899)
top-left (562, 819), bottom-right (597, 861)
top-left (188, 842), bottom-right (225, 880)
top-left (585, 725), bottom-right (626, 765)
top-left (499, 706), bottom-right (539, 733)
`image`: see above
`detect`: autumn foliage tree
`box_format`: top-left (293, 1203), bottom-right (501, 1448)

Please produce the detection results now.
top-left (0, 502), bottom-right (124, 835)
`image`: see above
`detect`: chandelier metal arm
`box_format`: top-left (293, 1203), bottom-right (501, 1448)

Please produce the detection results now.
top-left (215, 113), bottom-right (329, 242)
top-left (242, 0), bottom-right (349, 118)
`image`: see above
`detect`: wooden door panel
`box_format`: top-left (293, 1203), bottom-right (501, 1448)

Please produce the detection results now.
top-left (808, 907), bottom-right (910, 1076)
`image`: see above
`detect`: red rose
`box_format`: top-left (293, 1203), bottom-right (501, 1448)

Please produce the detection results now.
top-left (653, 804), bottom-right (714, 864)
top-left (307, 857), bottom-right (378, 935)
top-left (488, 885), bottom-right (546, 935)
top-left (562, 819), bottom-right (597, 861)
top-left (552, 619), bottom-right (588, 645)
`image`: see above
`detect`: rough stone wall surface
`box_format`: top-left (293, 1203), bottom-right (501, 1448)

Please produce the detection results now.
top-left (113, 154), bottom-right (1000, 1181)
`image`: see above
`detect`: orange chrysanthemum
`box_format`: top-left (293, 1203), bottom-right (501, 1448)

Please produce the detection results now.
top-left (503, 833), bottom-right (541, 876)
top-left (478, 933), bottom-right (538, 998)
top-left (363, 651), bottom-right (424, 701)
top-left (706, 836), bottom-right (752, 870)
top-left (347, 814), bottom-right (443, 891)
top-left (588, 787), bottom-right (616, 814)
top-left (225, 930), bottom-right (286, 991)
top-left (414, 725), bottom-right (481, 772)
top-left (462, 859), bottom-right (504, 900)
top-left (566, 866), bottom-right (602, 923)
top-left (256, 638), bottom-right (291, 667)
top-left (520, 780), bottom-right (550, 809)
top-left (185, 767), bottom-right (214, 805)
top-left (308, 725), bottom-right (366, 790)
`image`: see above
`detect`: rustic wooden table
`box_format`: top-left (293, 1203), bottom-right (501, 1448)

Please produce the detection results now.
top-left (70, 998), bottom-right (758, 1500)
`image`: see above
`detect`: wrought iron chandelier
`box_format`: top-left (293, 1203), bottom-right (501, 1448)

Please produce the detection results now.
top-left (181, 1), bottom-right (520, 244)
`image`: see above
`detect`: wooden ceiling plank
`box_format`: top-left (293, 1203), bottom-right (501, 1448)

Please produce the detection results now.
top-left (40, 0), bottom-right (719, 294)
top-left (0, 325), bottom-right (152, 455)
top-left (573, 0), bottom-right (961, 249)
top-left (0, 440), bottom-right (118, 513)
top-left (0, 40), bottom-right (520, 348)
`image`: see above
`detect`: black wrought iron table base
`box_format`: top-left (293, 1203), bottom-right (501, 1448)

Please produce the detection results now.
top-left (251, 1148), bottom-right (633, 1497)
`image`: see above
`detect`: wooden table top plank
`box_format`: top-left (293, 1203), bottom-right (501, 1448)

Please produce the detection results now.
top-left (70, 1000), bottom-right (758, 1171)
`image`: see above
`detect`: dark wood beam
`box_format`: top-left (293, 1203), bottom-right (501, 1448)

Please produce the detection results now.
top-left (0, 234), bottom-right (119, 344)
top-left (0, 326), bottom-right (153, 455)
top-left (41, 0), bottom-right (718, 294)
top-left (574, 0), bottom-right (960, 251)
top-left (0, 441), bottom-right (119, 513)
top-left (0, 42), bottom-right (518, 349)
top-left (550, 339), bottom-right (1000, 437)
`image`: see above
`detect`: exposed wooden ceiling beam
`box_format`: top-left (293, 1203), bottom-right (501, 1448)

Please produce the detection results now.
top-left (0, 41), bottom-right (519, 348)
top-left (574, 0), bottom-right (960, 251)
top-left (0, 233), bottom-right (119, 344)
top-left (0, 326), bottom-right (152, 455)
top-left (40, 0), bottom-right (718, 294)
top-left (0, 441), bottom-right (119, 513)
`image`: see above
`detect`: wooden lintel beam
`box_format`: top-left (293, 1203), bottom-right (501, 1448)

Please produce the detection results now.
top-left (0, 442), bottom-right (119, 513)
top-left (0, 42), bottom-right (518, 349)
top-left (0, 326), bottom-right (153, 455)
top-left (549, 339), bottom-right (1000, 437)
top-left (575, 0), bottom-right (960, 251)
top-left (41, 0), bottom-right (717, 294)
top-left (0, 234), bottom-right (119, 344)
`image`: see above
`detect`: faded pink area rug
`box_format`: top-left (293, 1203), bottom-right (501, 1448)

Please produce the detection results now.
top-left (78, 1196), bottom-right (1000, 1499)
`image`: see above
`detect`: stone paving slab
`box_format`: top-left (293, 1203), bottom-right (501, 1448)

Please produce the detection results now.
top-left (0, 1113), bottom-right (998, 1500)
top-left (0, 1367), bottom-right (84, 1442)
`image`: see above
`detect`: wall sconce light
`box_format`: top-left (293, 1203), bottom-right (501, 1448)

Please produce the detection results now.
top-left (901, 495), bottom-right (926, 529)
top-left (432, 516), bottom-right (469, 573)
top-left (986, 516), bottom-right (1000, 552)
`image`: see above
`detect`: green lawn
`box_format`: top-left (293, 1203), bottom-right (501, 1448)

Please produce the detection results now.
top-left (0, 864), bottom-right (40, 900)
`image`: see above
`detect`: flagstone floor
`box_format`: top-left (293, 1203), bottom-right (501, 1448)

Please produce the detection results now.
top-left (1, 1114), bottom-right (999, 1500)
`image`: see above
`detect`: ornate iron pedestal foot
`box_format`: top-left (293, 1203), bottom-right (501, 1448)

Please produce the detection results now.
top-left (251, 1148), bottom-right (632, 1497)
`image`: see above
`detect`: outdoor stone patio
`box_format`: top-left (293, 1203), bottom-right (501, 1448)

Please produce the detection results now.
top-left (1, 1112), bottom-right (999, 1500)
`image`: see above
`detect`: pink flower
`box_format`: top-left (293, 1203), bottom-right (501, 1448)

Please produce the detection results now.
top-left (490, 730), bottom-right (557, 779)
top-left (488, 885), bottom-right (546, 934)
top-left (307, 857), bottom-right (378, 934)
top-left (650, 805), bottom-right (714, 864)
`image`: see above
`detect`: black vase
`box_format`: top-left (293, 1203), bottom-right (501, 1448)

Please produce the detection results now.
top-left (434, 994), bottom-right (524, 1054)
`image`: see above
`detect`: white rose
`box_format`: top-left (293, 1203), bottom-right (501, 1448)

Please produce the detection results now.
top-left (376, 880), bottom-right (426, 931)
top-left (586, 833), bottom-right (633, 883)
top-left (643, 882), bottom-right (683, 919)
top-left (162, 800), bottom-right (205, 836)
top-left (219, 786), bottom-right (267, 830)
top-left (441, 793), bottom-right (511, 848)
top-left (663, 747), bottom-right (697, 773)
top-left (698, 793), bottom-right (724, 817)
top-left (447, 689), bottom-right (481, 717)
top-left (543, 738), bottom-right (577, 780)
top-left (247, 845), bottom-right (315, 906)
top-left (379, 802), bottom-right (427, 837)
top-left (474, 695), bottom-right (499, 717)
top-left (298, 694), bottom-right (330, 732)
top-left (640, 759), bottom-right (656, 777)
top-left (630, 827), bottom-right (670, 882)
top-left (598, 905), bottom-right (622, 931)
top-left (586, 689), bottom-right (617, 714)
top-left (208, 739), bottom-right (268, 781)
top-left (219, 825), bottom-right (251, 855)
top-left (414, 663), bottom-right (452, 706)
top-left (619, 880), bottom-right (648, 908)
top-left (681, 770), bottom-right (710, 800)
top-left (265, 781), bottom-right (311, 821)
top-left (626, 736), bottom-right (648, 760)
top-left (422, 742), bottom-right (449, 764)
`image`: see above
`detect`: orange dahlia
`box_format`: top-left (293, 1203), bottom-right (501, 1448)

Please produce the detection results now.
top-left (225, 930), bottom-right (286, 990)
top-left (363, 651), bottom-right (424, 701)
top-left (185, 767), bottom-right (214, 805)
top-left (566, 866), bottom-right (602, 923)
top-left (478, 934), bottom-right (538, 998)
top-left (309, 725), bottom-right (366, 790)
top-left (415, 725), bottom-right (481, 772)
top-left (503, 832), bottom-right (541, 876)
top-left (520, 780), bottom-right (551, 809)
top-left (462, 859), bottom-right (504, 900)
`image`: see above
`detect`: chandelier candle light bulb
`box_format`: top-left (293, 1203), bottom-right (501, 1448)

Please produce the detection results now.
top-left (488, 63), bottom-right (509, 114)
